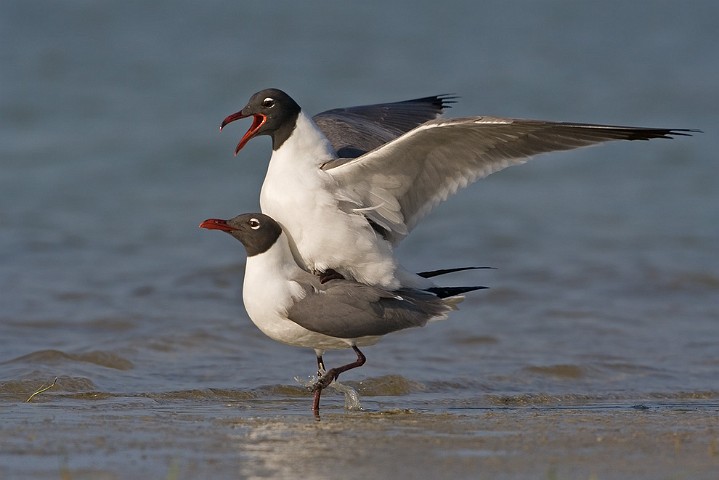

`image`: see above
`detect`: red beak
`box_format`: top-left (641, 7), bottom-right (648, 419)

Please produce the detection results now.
top-left (220, 112), bottom-right (267, 155)
top-left (199, 218), bottom-right (234, 232)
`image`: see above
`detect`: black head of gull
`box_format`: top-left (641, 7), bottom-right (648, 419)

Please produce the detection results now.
top-left (220, 88), bottom-right (301, 154)
top-left (199, 213), bottom-right (282, 257)
top-left (221, 88), bottom-right (455, 158)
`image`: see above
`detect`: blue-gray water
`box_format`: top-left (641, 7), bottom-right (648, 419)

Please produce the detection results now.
top-left (1, 1), bottom-right (718, 478)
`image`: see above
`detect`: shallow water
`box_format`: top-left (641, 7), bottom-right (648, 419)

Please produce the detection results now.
top-left (1, 0), bottom-right (718, 478)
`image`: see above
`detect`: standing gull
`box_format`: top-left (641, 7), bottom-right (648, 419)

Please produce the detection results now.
top-left (221, 88), bottom-right (698, 289)
top-left (200, 213), bottom-right (485, 414)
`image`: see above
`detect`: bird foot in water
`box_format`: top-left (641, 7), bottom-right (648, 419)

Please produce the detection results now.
top-left (312, 369), bottom-right (337, 391)
top-left (309, 373), bottom-right (362, 412)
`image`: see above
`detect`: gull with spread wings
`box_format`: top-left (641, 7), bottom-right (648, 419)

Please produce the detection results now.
top-left (221, 88), bottom-right (698, 289)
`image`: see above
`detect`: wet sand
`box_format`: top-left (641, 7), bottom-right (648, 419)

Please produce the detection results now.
top-left (2, 394), bottom-right (717, 480)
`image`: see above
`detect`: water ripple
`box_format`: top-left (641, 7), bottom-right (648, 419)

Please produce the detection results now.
top-left (2, 349), bottom-right (134, 370)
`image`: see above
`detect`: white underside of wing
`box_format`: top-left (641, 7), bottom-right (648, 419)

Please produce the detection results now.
top-left (324, 116), bottom-right (665, 244)
top-left (257, 112), bottom-right (670, 287)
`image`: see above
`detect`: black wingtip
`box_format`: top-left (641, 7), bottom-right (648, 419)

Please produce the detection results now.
top-left (418, 266), bottom-right (495, 279)
top-left (668, 128), bottom-right (703, 137)
top-left (437, 93), bottom-right (459, 110)
top-left (620, 127), bottom-right (702, 141)
top-left (427, 286), bottom-right (488, 299)
top-left (403, 93), bottom-right (458, 112)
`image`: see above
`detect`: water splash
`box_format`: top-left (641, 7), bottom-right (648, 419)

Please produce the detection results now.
top-left (330, 381), bottom-right (362, 411)
top-left (294, 375), bottom-right (362, 411)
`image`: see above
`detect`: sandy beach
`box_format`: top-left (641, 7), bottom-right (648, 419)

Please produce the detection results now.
top-left (2, 390), bottom-right (718, 479)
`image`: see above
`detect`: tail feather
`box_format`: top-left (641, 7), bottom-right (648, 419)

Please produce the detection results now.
top-left (426, 285), bottom-right (488, 299)
top-left (418, 266), bottom-right (495, 279)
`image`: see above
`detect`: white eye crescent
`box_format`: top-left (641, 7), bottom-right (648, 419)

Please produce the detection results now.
top-left (261, 97), bottom-right (275, 108)
top-left (249, 218), bottom-right (261, 230)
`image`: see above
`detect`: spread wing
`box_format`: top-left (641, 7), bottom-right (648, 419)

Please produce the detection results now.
top-left (323, 116), bottom-right (698, 244)
top-left (312, 95), bottom-right (455, 158)
top-left (286, 282), bottom-right (453, 339)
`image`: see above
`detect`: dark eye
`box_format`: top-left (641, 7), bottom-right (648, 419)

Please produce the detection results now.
top-left (261, 97), bottom-right (275, 108)
top-left (248, 218), bottom-right (261, 230)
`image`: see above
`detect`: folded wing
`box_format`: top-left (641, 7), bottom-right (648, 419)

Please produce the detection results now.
top-left (287, 282), bottom-right (455, 339)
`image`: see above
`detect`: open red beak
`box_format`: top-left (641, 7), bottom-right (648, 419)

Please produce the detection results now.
top-left (199, 218), bottom-right (234, 232)
top-left (220, 112), bottom-right (267, 156)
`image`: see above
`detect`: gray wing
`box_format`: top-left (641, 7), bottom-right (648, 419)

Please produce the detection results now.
top-left (324, 116), bottom-right (698, 244)
top-left (312, 95), bottom-right (455, 158)
top-left (286, 283), bottom-right (453, 339)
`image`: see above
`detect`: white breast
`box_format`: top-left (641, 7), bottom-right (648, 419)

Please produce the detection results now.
top-left (241, 246), bottom-right (381, 351)
top-left (259, 113), bottom-right (402, 288)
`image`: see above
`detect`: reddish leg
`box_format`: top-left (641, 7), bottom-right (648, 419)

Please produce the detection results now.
top-left (312, 346), bottom-right (366, 415)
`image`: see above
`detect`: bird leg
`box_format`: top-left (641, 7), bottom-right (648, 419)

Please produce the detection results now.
top-left (316, 355), bottom-right (326, 376)
top-left (312, 346), bottom-right (366, 414)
